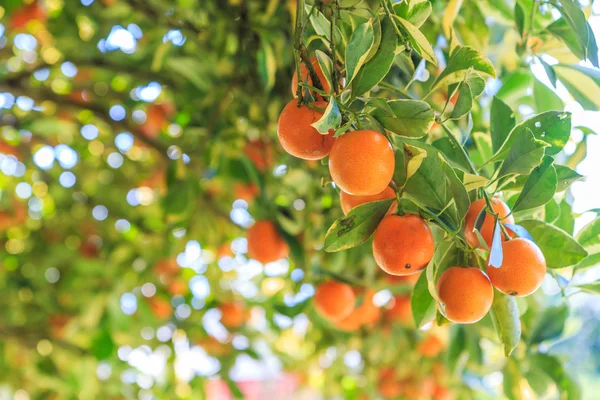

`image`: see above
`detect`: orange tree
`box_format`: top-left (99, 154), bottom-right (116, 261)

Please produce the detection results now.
top-left (1, 0), bottom-right (600, 399)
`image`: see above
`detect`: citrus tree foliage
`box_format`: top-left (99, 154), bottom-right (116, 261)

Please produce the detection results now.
top-left (0, 0), bottom-right (600, 399)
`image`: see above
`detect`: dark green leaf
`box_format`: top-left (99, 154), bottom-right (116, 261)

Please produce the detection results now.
top-left (555, 164), bottom-right (583, 192)
top-left (540, 58), bottom-right (558, 88)
top-left (519, 220), bottom-right (588, 269)
top-left (555, 0), bottom-right (590, 61)
top-left (371, 99), bottom-right (435, 137)
top-left (345, 20), bottom-right (376, 84)
top-left (490, 97), bottom-right (516, 154)
top-left (411, 268), bottom-right (436, 328)
top-left (512, 156), bottom-right (558, 212)
top-left (514, 2), bottom-right (526, 37)
top-left (530, 354), bottom-right (581, 400)
top-left (324, 199), bottom-right (394, 252)
top-left (529, 304), bottom-right (569, 344)
top-left (490, 290), bottom-right (521, 356)
top-left (497, 129), bottom-right (548, 178)
top-left (352, 18), bottom-right (397, 97)
top-left (491, 111), bottom-right (571, 162)
top-left (257, 40), bottom-right (276, 91)
top-left (449, 80), bottom-right (473, 120)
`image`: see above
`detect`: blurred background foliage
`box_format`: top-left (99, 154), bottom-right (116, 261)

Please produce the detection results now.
top-left (0, 0), bottom-right (600, 399)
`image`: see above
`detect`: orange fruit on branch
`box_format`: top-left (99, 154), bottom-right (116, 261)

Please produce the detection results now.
top-left (277, 100), bottom-right (335, 160)
top-left (329, 130), bottom-right (394, 196)
top-left (384, 295), bottom-right (412, 325)
top-left (436, 267), bottom-right (493, 324)
top-left (339, 186), bottom-right (397, 215)
top-left (291, 56), bottom-right (332, 98)
top-left (372, 214), bottom-right (434, 275)
top-left (487, 238), bottom-right (546, 297)
top-left (464, 198), bottom-right (514, 248)
top-left (314, 280), bottom-right (355, 322)
top-left (219, 302), bottom-right (245, 328)
top-left (247, 220), bottom-right (289, 264)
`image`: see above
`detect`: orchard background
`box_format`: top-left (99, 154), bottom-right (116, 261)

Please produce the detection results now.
top-left (1, 0), bottom-right (600, 399)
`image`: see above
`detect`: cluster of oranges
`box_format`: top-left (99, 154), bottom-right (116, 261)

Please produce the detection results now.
top-left (271, 60), bottom-right (548, 325)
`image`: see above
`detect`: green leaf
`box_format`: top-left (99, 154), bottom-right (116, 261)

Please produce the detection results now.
top-left (411, 268), bottom-right (436, 328)
top-left (545, 198), bottom-right (561, 223)
top-left (441, 159), bottom-right (470, 224)
top-left (430, 46), bottom-right (496, 93)
top-left (490, 111), bottom-right (572, 162)
top-left (257, 40), bottom-right (276, 91)
top-left (433, 137), bottom-right (472, 172)
top-left (371, 99), bottom-right (435, 137)
top-left (224, 378), bottom-right (244, 399)
top-left (345, 19), bottom-right (376, 85)
top-left (497, 129), bottom-right (548, 178)
top-left (352, 18), bottom-right (397, 97)
top-left (539, 58), bottom-right (558, 88)
top-left (399, 143), bottom-right (428, 188)
top-left (512, 156), bottom-right (558, 212)
top-left (393, 0), bottom-right (432, 27)
top-left (91, 328), bottom-right (115, 360)
top-left (555, 198), bottom-right (575, 235)
top-left (163, 180), bottom-right (194, 215)
top-left (519, 220), bottom-right (588, 269)
top-left (315, 50), bottom-right (334, 93)
top-left (554, 64), bottom-right (600, 111)
top-left (529, 304), bottom-right (569, 344)
top-left (555, 0), bottom-right (590, 62)
top-left (514, 2), bottom-right (526, 38)
top-left (576, 215), bottom-right (600, 254)
top-left (573, 281), bottom-right (600, 294)
top-left (449, 80), bottom-right (473, 120)
top-left (490, 97), bottom-right (516, 154)
top-left (555, 164), bottom-right (583, 192)
top-left (534, 79), bottom-right (564, 113)
top-left (490, 290), bottom-right (521, 357)
top-left (530, 354), bottom-right (581, 400)
top-left (503, 358), bottom-right (523, 400)
top-left (323, 199), bottom-right (394, 252)
top-left (305, 5), bottom-right (344, 46)
top-left (311, 97), bottom-right (341, 134)
top-left (394, 15), bottom-right (437, 66)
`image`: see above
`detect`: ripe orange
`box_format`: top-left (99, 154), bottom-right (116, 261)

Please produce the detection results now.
top-left (329, 130), bottom-right (395, 196)
top-left (384, 295), bottom-right (412, 325)
top-left (436, 267), bottom-right (493, 324)
top-left (372, 214), bottom-right (434, 275)
top-left (277, 100), bottom-right (335, 160)
top-left (433, 385), bottom-right (453, 400)
top-left (314, 280), bottom-right (355, 322)
top-left (487, 238), bottom-right (547, 297)
top-left (244, 139), bottom-right (274, 171)
top-left (291, 56), bottom-right (331, 97)
top-left (339, 187), bottom-right (397, 215)
top-left (335, 310), bottom-right (363, 332)
top-left (247, 220), bottom-right (289, 264)
top-left (418, 334), bottom-right (445, 357)
top-left (464, 198), bottom-right (514, 248)
top-left (335, 289), bottom-right (380, 330)
top-left (219, 302), bottom-right (245, 328)
top-left (357, 289), bottom-right (381, 327)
